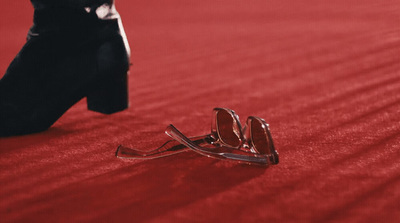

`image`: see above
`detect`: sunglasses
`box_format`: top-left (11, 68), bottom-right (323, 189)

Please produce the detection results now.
top-left (116, 108), bottom-right (279, 166)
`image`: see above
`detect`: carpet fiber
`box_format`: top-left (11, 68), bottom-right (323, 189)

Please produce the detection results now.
top-left (1, 0), bottom-right (399, 222)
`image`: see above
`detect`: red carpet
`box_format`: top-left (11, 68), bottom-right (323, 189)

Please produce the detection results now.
top-left (1, 0), bottom-right (400, 222)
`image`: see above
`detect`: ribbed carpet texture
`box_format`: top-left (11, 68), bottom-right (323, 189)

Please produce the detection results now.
top-left (1, 0), bottom-right (399, 222)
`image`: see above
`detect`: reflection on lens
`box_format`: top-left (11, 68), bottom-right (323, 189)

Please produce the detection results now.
top-left (216, 109), bottom-right (241, 147)
top-left (251, 119), bottom-right (269, 154)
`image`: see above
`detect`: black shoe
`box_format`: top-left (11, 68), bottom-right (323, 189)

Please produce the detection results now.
top-left (0, 1), bottom-right (130, 137)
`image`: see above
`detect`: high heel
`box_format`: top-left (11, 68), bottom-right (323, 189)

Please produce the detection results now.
top-left (87, 70), bottom-right (129, 114)
top-left (0, 1), bottom-right (130, 137)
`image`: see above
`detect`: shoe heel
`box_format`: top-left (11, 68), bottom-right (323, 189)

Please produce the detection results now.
top-left (87, 71), bottom-right (129, 114)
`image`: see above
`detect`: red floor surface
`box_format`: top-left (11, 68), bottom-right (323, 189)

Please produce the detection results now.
top-left (1, 0), bottom-right (400, 222)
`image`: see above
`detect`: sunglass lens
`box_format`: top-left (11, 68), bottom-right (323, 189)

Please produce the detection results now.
top-left (250, 119), bottom-right (269, 155)
top-left (216, 109), bottom-right (241, 147)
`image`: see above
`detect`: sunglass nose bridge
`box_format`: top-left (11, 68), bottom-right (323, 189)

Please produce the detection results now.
top-left (242, 142), bottom-right (250, 149)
